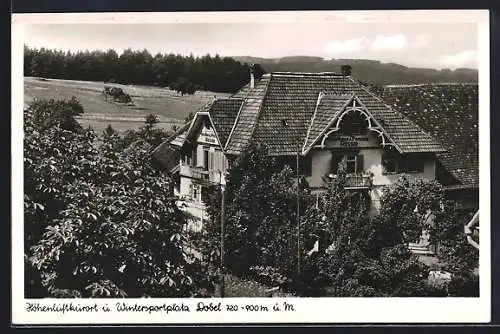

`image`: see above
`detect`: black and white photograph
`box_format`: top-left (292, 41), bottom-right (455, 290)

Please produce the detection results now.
top-left (12, 10), bottom-right (490, 324)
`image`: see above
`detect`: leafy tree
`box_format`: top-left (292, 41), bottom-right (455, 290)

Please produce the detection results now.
top-left (202, 142), bottom-right (315, 290)
top-left (103, 124), bottom-right (116, 138)
top-left (378, 175), bottom-right (444, 245)
top-left (24, 98), bottom-right (216, 298)
top-left (431, 202), bottom-right (479, 296)
top-left (298, 170), bottom-right (446, 297)
top-left (26, 96), bottom-right (84, 132)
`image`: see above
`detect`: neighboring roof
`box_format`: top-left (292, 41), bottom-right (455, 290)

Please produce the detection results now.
top-left (378, 84), bottom-right (478, 189)
top-left (150, 140), bottom-right (181, 173)
top-left (150, 121), bottom-right (191, 171)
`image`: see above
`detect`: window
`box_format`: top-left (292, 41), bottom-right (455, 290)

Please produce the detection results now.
top-left (346, 154), bottom-right (364, 174)
top-left (330, 154), bottom-right (343, 174)
top-left (405, 155), bottom-right (424, 173)
top-left (183, 153), bottom-right (192, 166)
top-left (331, 153), bottom-right (363, 174)
top-left (191, 184), bottom-right (201, 202)
top-left (382, 151), bottom-right (398, 174)
top-left (202, 146), bottom-right (210, 171)
top-left (346, 155), bottom-right (357, 173)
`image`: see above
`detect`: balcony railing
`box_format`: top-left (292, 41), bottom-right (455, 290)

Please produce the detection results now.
top-left (345, 174), bottom-right (373, 189)
top-left (180, 163), bottom-right (223, 185)
top-left (323, 173), bottom-right (373, 189)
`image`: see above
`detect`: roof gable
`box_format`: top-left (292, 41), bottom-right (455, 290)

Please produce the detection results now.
top-left (303, 93), bottom-right (353, 153)
top-left (249, 73), bottom-right (445, 155)
top-left (210, 98), bottom-right (244, 147)
top-left (302, 94), bottom-right (404, 154)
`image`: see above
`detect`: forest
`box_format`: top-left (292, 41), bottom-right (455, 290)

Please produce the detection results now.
top-left (23, 46), bottom-right (265, 95)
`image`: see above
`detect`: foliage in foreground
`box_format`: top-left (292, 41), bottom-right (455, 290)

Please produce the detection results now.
top-left (202, 142), bottom-right (478, 297)
top-left (24, 98), bottom-right (216, 298)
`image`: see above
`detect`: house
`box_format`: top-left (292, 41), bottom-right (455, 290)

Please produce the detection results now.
top-left (153, 65), bottom-right (452, 230)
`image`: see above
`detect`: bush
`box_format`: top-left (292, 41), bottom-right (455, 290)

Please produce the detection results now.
top-left (103, 86), bottom-right (134, 104)
top-left (24, 98), bottom-right (216, 298)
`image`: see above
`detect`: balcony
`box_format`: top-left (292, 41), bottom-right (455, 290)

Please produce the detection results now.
top-left (323, 173), bottom-right (373, 189)
top-left (345, 174), bottom-right (373, 189)
top-left (179, 163), bottom-right (223, 185)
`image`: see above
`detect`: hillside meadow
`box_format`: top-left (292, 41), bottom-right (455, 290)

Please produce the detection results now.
top-left (24, 77), bottom-right (231, 134)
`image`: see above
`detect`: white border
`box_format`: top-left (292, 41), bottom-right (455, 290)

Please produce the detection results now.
top-left (12, 10), bottom-right (491, 325)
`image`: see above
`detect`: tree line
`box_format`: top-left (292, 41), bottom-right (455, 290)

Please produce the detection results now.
top-left (24, 46), bottom-right (265, 94)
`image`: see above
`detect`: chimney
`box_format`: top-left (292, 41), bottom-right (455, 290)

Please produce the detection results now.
top-left (340, 65), bottom-right (352, 76)
top-left (250, 63), bottom-right (256, 88)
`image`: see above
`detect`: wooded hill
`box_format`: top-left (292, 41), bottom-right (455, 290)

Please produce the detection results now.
top-left (233, 56), bottom-right (478, 86)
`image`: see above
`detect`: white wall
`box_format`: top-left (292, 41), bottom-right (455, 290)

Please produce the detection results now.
top-left (307, 147), bottom-right (436, 188)
top-left (306, 146), bottom-right (436, 215)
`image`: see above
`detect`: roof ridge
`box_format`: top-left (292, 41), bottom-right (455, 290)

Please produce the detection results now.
top-left (323, 92), bottom-right (353, 97)
top-left (271, 71), bottom-right (344, 76)
top-left (350, 76), bottom-right (447, 152)
top-left (248, 73), bottom-right (273, 146)
top-left (224, 75), bottom-right (272, 154)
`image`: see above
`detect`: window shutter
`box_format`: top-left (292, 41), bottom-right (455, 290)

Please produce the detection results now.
top-left (356, 154), bottom-right (364, 173)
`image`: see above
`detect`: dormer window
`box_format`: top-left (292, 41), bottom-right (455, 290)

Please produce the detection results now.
top-left (339, 111), bottom-right (368, 136)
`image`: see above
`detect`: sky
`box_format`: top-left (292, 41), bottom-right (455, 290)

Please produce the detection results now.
top-left (22, 21), bottom-right (479, 70)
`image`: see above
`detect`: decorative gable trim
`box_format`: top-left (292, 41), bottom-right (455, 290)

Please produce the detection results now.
top-left (186, 111), bottom-right (225, 152)
top-left (302, 91), bottom-right (325, 153)
top-left (303, 95), bottom-right (402, 155)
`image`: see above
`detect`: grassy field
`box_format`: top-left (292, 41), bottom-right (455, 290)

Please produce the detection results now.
top-left (24, 77), bottom-right (231, 133)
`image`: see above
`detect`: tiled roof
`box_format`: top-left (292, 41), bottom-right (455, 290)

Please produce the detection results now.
top-left (251, 72), bottom-right (445, 155)
top-left (169, 121), bottom-right (191, 147)
top-left (378, 84), bottom-right (478, 188)
top-left (209, 98), bottom-right (244, 148)
top-left (150, 140), bottom-right (181, 173)
top-left (225, 75), bottom-right (271, 154)
top-left (160, 71), bottom-right (445, 157)
top-left (303, 93), bottom-right (354, 153)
